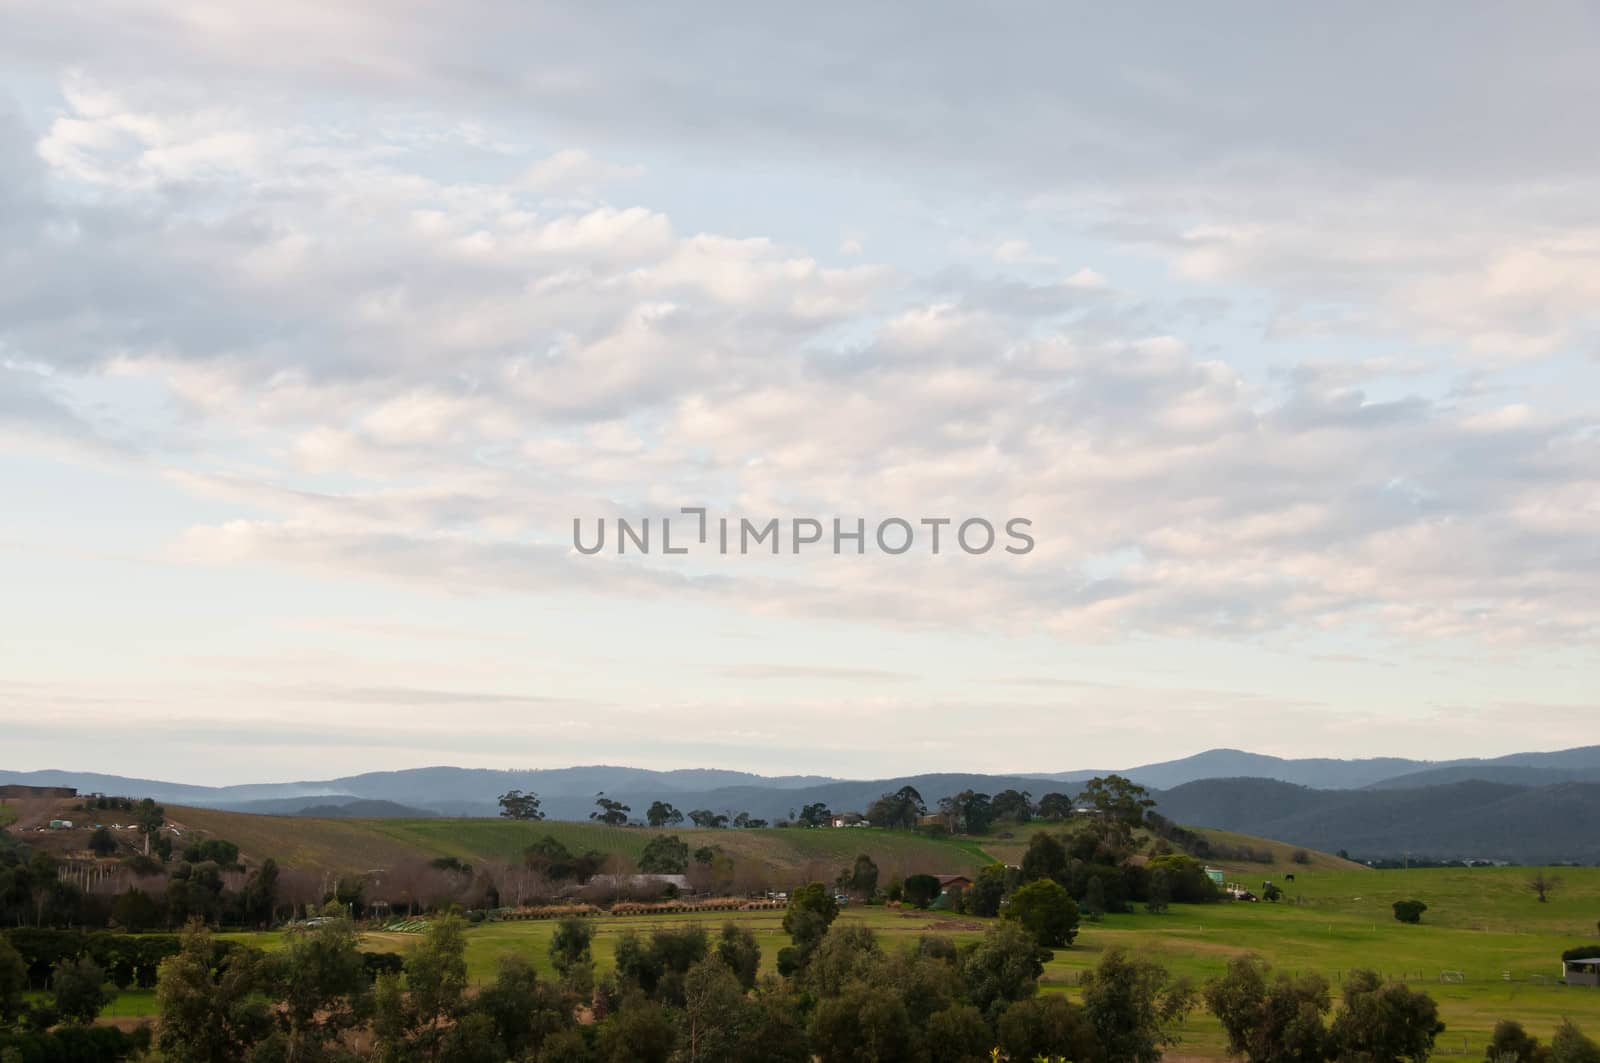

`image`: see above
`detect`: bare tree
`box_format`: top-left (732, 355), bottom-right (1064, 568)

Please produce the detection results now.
top-left (488, 862), bottom-right (550, 908)
top-left (1527, 870), bottom-right (1561, 902)
top-left (276, 867), bottom-right (325, 921)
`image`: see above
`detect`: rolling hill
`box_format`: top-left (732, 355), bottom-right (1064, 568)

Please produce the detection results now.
top-left (159, 805), bottom-right (999, 879)
top-left (9, 746), bottom-right (1600, 819)
top-left (1154, 777), bottom-right (1600, 864)
top-left (140, 803), bottom-right (1357, 880)
top-left (7, 744), bottom-right (1600, 862)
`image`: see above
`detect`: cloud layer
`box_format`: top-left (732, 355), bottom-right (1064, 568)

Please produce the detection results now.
top-left (1, 4), bottom-right (1597, 777)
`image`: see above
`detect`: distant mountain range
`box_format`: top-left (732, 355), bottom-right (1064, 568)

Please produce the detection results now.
top-left (5, 746), bottom-right (1600, 863)
top-left (1153, 778), bottom-right (1600, 865)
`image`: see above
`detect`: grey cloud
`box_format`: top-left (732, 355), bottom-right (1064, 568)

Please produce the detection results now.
top-left (0, 364), bottom-right (133, 457)
top-left (8, 4), bottom-right (1598, 186)
top-left (0, 20), bottom-right (1595, 655)
top-left (9, 6), bottom-right (1600, 371)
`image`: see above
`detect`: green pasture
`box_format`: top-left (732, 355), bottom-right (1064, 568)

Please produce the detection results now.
top-left (166, 807), bottom-right (989, 880)
top-left (102, 865), bottom-right (1600, 1057)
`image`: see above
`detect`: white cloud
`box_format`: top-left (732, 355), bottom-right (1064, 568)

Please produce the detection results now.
top-left (520, 148), bottom-right (644, 197)
top-left (5, 81), bottom-right (1588, 650)
top-left (992, 239), bottom-right (1054, 266)
top-left (2, 15), bottom-right (1600, 773)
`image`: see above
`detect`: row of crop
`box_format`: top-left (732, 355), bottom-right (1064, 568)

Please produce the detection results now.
top-left (609, 898), bottom-right (787, 916)
top-left (378, 920), bottom-right (432, 933)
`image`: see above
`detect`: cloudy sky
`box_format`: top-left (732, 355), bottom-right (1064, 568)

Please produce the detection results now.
top-left (2, 3), bottom-right (1597, 785)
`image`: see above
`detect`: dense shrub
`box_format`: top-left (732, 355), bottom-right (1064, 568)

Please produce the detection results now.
top-left (1144, 855), bottom-right (1221, 903)
top-left (1393, 899), bottom-right (1428, 924)
top-left (0, 929), bottom-right (247, 991)
top-left (0, 1025), bottom-right (149, 1063)
top-left (1005, 880), bottom-right (1080, 947)
top-left (903, 874), bottom-right (942, 910)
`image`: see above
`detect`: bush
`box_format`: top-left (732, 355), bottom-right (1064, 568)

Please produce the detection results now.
top-left (1550, 1020), bottom-right (1600, 1063)
top-left (51, 957), bottom-right (113, 1024)
top-left (1392, 899), bottom-right (1427, 924)
top-left (1006, 879), bottom-right (1080, 947)
top-left (0, 1025), bottom-right (149, 1063)
top-left (966, 864), bottom-right (1008, 918)
top-left (1143, 855), bottom-right (1220, 904)
top-left (88, 828), bottom-right (118, 858)
top-left (638, 835), bottom-right (689, 874)
top-left (1485, 1019), bottom-right (1544, 1063)
top-left (903, 874), bottom-right (941, 910)
top-left (360, 950), bottom-right (405, 983)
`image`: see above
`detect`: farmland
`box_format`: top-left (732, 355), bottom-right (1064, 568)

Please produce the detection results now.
top-left (157, 803), bottom-right (1358, 885)
top-left (15, 802), bottom-right (1600, 1055)
top-left (163, 805), bottom-right (995, 880)
top-left (174, 864), bottom-right (1600, 1058)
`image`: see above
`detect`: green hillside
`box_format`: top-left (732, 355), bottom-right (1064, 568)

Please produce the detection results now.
top-left (167, 806), bottom-right (991, 879)
top-left (971, 820), bottom-right (1365, 874)
top-left (1190, 826), bottom-right (1367, 871)
top-left (167, 805), bottom-right (1368, 886)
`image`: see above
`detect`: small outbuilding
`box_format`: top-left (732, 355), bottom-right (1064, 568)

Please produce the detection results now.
top-left (1564, 957), bottom-right (1600, 987)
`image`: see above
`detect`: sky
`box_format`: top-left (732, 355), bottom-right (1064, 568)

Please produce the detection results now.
top-left (1, 3), bottom-right (1597, 786)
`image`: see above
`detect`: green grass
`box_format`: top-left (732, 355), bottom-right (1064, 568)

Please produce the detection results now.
top-left (103, 817), bottom-right (1600, 1055)
top-left (975, 822), bottom-right (1365, 877)
top-left (165, 806), bottom-right (1351, 897)
top-left (165, 806), bottom-right (992, 879)
top-left (1189, 827), bottom-right (1367, 872)
top-left (183, 865), bottom-right (1599, 1058)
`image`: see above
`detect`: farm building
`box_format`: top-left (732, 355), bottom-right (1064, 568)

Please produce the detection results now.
top-left (577, 873), bottom-right (692, 896)
top-left (937, 874), bottom-right (974, 893)
top-left (0, 784), bottom-right (77, 798)
top-left (1565, 956), bottom-right (1600, 987)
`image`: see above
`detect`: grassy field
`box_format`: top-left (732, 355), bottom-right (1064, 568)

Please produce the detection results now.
top-left (164, 804), bottom-right (1353, 887)
top-left (970, 821), bottom-right (1365, 874)
top-left (166, 806), bottom-right (998, 880)
top-left (200, 866), bottom-right (1600, 1057)
top-left (56, 809), bottom-right (1600, 1055)
top-left (1189, 827), bottom-right (1367, 872)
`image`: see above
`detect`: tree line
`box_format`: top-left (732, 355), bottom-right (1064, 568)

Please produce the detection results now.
top-left (498, 792), bottom-right (771, 830)
top-left (8, 884), bottom-right (1595, 1063)
top-left (495, 773), bottom-right (1158, 833)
